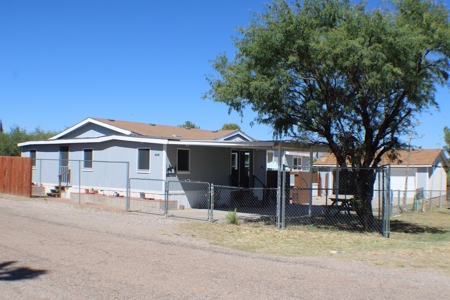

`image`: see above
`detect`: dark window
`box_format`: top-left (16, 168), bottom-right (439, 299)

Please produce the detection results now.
top-left (30, 150), bottom-right (36, 167)
top-left (59, 146), bottom-right (69, 167)
top-left (138, 149), bottom-right (150, 171)
top-left (84, 149), bottom-right (93, 169)
top-left (293, 157), bottom-right (301, 170)
top-left (177, 149), bottom-right (190, 172)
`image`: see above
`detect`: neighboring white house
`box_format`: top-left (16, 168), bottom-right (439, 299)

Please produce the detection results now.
top-left (314, 149), bottom-right (449, 203)
top-left (266, 150), bottom-right (315, 171)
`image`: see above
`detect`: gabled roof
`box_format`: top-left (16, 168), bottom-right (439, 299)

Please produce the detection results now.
top-left (314, 149), bottom-right (449, 167)
top-left (50, 117), bottom-right (255, 141)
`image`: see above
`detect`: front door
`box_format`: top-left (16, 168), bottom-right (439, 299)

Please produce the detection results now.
top-left (59, 146), bottom-right (69, 183)
top-left (230, 150), bottom-right (252, 188)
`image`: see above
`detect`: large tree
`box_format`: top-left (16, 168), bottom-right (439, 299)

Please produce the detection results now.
top-left (443, 126), bottom-right (450, 182)
top-left (444, 126), bottom-right (450, 157)
top-left (178, 121), bottom-right (200, 129)
top-left (204, 0), bottom-right (450, 229)
top-left (0, 125), bottom-right (56, 156)
top-left (221, 123), bottom-right (241, 131)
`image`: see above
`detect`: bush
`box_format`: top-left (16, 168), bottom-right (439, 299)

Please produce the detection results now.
top-left (226, 209), bottom-right (239, 225)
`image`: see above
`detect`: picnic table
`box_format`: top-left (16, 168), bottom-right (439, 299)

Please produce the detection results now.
top-left (326, 195), bottom-right (354, 215)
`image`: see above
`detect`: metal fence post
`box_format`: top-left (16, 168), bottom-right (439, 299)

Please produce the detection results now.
top-left (281, 171), bottom-right (286, 229)
top-left (429, 189), bottom-right (433, 211)
top-left (210, 184), bottom-right (214, 222)
top-left (39, 159), bottom-right (43, 198)
top-left (335, 165), bottom-right (340, 205)
top-left (78, 160), bottom-right (81, 205)
top-left (126, 163), bottom-right (130, 212)
top-left (308, 163), bottom-right (313, 217)
top-left (164, 181), bottom-right (168, 216)
top-left (276, 185), bottom-right (281, 229)
top-left (381, 166), bottom-right (390, 237)
top-left (382, 187), bottom-right (391, 238)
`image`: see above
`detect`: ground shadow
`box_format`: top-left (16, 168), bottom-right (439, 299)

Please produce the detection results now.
top-left (287, 214), bottom-right (384, 233)
top-left (0, 261), bottom-right (48, 281)
top-left (389, 220), bottom-right (448, 234)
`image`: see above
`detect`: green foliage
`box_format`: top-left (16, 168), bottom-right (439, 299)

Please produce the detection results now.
top-left (443, 127), bottom-right (450, 157)
top-left (443, 126), bottom-right (450, 182)
top-left (178, 121), bottom-right (200, 129)
top-left (226, 209), bottom-right (240, 225)
top-left (0, 125), bottom-right (56, 156)
top-left (221, 123), bottom-right (241, 131)
top-left (204, 0), bottom-right (450, 170)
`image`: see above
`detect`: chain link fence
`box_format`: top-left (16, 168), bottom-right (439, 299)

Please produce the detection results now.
top-left (31, 159), bottom-right (129, 210)
top-left (128, 178), bottom-right (166, 215)
top-left (28, 158), bottom-right (449, 237)
top-left (281, 166), bottom-right (390, 235)
top-left (213, 185), bottom-right (278, 224)
top-left (390, 189), bottom-right (449, 215)
top-left (167, 180), bottom-right (212, 221)
top-left (210, 166), bottom-right (390, 235)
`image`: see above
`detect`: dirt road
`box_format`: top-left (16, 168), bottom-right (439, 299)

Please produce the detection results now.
top-left (1, 197), bottom-right (449, 299)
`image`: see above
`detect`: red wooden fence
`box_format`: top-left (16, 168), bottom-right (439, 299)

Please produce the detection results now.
top-left (0, 156), bottom-right (32, 197)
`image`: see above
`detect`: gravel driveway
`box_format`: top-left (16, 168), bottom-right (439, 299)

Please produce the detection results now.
top-left (1, 197), bottom-right (449, 299)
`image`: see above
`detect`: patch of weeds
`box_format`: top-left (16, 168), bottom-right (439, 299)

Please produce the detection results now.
top-left (226, 209), bottom-right (239, 225)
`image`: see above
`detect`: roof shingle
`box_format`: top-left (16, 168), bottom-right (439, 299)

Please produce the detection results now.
top-left (315, 149), bottom-right (447, 166)
top-left (93, 118), bottom-right (242, 141)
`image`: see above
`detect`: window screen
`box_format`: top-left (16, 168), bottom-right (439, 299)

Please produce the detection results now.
top-left (84, 149), bottom-right (93, 168)
top-left (138, 149), bottom-right (150, 171)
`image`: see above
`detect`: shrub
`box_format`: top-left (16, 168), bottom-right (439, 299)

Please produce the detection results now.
top-left (226, 209), bottom-right (239, 225)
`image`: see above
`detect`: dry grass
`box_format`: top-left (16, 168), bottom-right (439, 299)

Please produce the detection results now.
top-left (180, 208), bottom-right (450, 274)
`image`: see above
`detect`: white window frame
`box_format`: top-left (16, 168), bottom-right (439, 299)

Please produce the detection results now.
top-left (83, 148), bottom-right (93, 171)
top-left (293, 156), bottom-right (302, 170)
top-left (137, 148), bottom-right (151, 173)
top-left (30, 150), bottom-right (37, 168)
top-left (267, 151), bottom-right (274, 164)
top-left (177, 148), bottom-right (190, 174)
top-left (231, 152), bottom-right (238, 170)
top-left (244, 152), bottom-right (250, 168)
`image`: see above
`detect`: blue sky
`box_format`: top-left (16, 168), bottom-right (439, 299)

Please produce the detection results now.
top-left (1, 0), bottom-right (449, 149)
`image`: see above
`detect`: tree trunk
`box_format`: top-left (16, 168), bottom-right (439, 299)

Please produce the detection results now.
top-left (335, 168), bottom-right (377, 231)
top-left (352, 169), bottom-right (377, 231)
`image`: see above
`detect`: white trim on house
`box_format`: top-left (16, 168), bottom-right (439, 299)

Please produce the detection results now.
top-left (18, 135), bottom-right (170, 147)
top-left (216, 130), bottom-right (255, 142)
top-left (49, 118), bottom-right (132, 140)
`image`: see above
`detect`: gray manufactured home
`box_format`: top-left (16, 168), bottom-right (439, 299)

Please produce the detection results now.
top-left (18, 118), bottom-right (275, 208)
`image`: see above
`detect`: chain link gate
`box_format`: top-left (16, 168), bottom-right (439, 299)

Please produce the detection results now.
top-left (213, 185), bottom-right (278, 224)
top-left (128, 178), bottom-right (166, 215)
top-left (167, 180), bottom-right (212, 221)
top-left (280, 166), bottom-right (390, 236)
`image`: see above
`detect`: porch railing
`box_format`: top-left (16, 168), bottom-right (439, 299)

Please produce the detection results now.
top-left (58, 168), bottom-right (71, 197)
